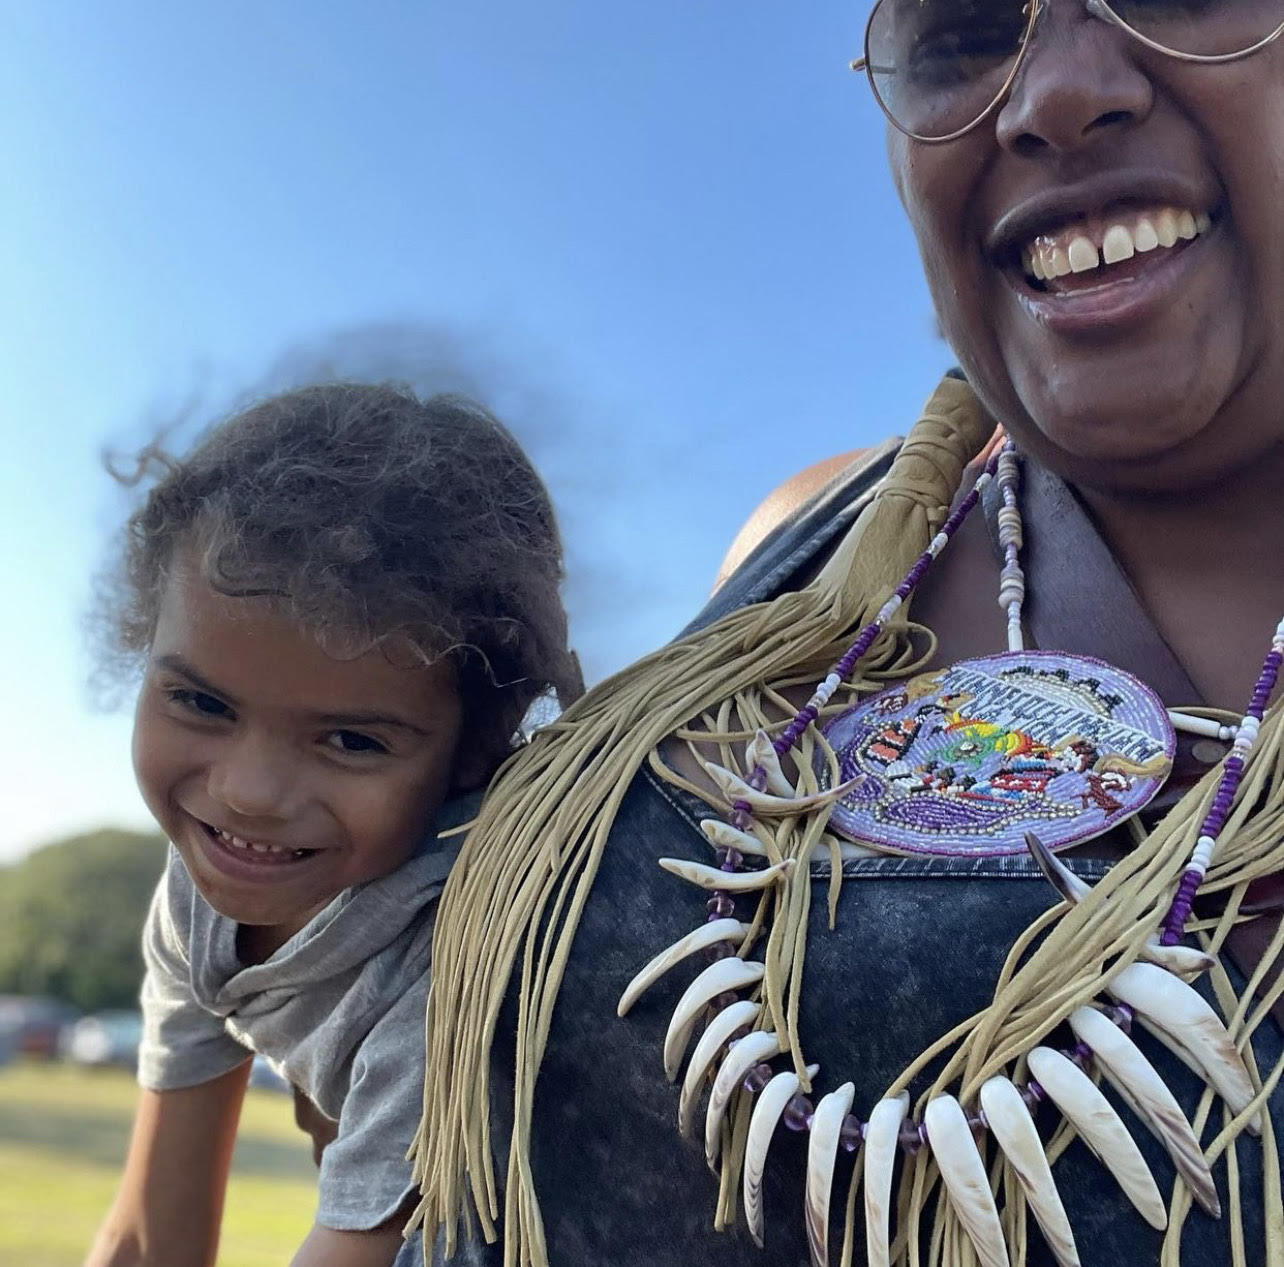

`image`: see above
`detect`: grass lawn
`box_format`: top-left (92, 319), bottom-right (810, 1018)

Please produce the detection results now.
top-left (0, 1060), bottom-right (317, 1266)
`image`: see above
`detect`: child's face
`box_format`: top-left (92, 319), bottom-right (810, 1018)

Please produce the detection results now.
top-left (132, 557), bottom-right (464, 948)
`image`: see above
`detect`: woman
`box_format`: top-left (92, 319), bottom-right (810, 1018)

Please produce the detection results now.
top-left (411, 3), bottom-right (1284, 1264)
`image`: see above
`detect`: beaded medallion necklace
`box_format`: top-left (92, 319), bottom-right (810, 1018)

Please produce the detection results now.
top-left (619, 442), bottom-right (1284, 1267)
top-left (412, 379), bottom-right (1284, 1267)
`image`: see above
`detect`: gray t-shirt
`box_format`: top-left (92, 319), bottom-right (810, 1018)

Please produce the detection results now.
top-left (137, 798), bottom-right (473, 1230)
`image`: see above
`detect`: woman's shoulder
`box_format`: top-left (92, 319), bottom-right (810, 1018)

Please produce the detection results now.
top-left (712, 445), bottom-right (889, 592)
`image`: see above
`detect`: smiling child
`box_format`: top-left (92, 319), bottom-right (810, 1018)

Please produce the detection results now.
top-left (85, 383), bottom-right (580, 1267)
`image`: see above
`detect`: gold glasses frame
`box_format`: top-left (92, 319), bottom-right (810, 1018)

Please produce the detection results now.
top-left (850, 0), bottom-right (1284, 143)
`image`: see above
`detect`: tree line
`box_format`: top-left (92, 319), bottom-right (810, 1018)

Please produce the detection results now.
top-left (0, 830), bottom-right (166, 1012)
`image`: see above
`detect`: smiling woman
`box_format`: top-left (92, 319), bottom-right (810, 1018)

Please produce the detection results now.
top-left (411, 6), bottom-right (1284, 1267)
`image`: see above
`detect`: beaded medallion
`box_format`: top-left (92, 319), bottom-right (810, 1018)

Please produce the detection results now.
top-left (819, 649), bottom-right (1175, 856)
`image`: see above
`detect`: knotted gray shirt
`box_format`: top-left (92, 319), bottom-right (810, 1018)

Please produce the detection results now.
top-left (137, 796), bottom-right (473, 1230)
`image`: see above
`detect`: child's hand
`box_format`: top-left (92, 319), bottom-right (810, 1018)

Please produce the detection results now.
top-left (85, 1063), bottom-right (252, 1267)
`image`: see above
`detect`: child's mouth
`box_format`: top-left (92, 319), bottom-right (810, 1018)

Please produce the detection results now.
top-left (201, 820), bottom-right (317, 864)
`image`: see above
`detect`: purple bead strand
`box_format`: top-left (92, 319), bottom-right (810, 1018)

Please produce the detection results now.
top-left (1160, 622), bottom-right (1284, 945)
top-left (771, 450), bottom-right (1003, 761)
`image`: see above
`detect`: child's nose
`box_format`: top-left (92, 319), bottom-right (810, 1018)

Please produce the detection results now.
top-left (207, 734), bottom-right (296, 821)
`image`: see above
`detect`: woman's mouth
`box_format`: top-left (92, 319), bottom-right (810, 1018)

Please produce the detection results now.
top-left (1017, 204), bottom-right (1214, 294)
top-left (998, 199), bottom-right (1223, 335)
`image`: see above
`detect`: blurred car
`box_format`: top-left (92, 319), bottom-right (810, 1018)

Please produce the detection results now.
top-left (61, 1010), bottom-right (143, 1069)
top-left (0, 995), bottom-right (79, 1062)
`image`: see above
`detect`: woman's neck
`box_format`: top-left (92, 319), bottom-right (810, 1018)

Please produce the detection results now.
top-left (1075, 444), bottom-right (1284, 709)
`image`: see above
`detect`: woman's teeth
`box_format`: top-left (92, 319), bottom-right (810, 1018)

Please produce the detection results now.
top-left (1020, 207), bottom-right (1212, 286)
top-left (213, 826), bottom-right (311, 860)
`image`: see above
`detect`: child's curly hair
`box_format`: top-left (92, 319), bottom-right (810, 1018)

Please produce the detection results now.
top-left (100, 382), bottom-right (582, 770)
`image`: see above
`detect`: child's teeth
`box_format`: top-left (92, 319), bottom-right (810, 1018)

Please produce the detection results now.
top-left (215, 827), bottom-right (297, 856)
top-left (1101, 224), bottom-right (1135, 266)
top-left (1068, 236), bottom-right (1099, 274)
top-left (1134, 218), bottom-right (1159, 253)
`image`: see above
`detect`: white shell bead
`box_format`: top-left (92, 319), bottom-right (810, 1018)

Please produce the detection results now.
top-left (804, 1082), bottom-right (855, 1267)
top-left (1106, 961), bottom-right (1261, 1133)
top-left (923, 1095), bottom-right (1011, 1267)
top-left (617, 918), bottom-right (752, 1017)
top-left (700, 758), bottom-right (863, 816)
top-left (658, 856), bottom-right (794, 892)
top-left (743, 1070), bottom-right (802, 1247)
top-left (1167, 710), bottom-right (1237, 740)
top-left (678, 999), bottom-right (760, 1138)
top-left (1068, 1006), bottom-right (1220, 1216)
top-left (699, 818), bottom-right (770, 857)
top-left (1026, 1046), bottom-right (1167, 1229)
top-left (663, 958), bottom-right (765, 1082)
top-left (747, 728), bottom-right (796, 797)
top-left (979, 1077), bottom-right (1079, 1267)
top-left (863, 1093), bottom-right (910, 1267)
top-left (704, 1029), bottom-right (782, 1169)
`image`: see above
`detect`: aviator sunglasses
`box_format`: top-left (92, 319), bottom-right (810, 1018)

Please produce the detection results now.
top-left (851, 0), bottom-right (1284, 142)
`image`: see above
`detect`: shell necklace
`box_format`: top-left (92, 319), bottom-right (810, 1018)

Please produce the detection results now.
top-left (617, 443), bottom-right (1284, 1267)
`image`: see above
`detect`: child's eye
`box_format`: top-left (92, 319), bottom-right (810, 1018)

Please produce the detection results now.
top-left (166, 687), bottom-right (232, 719)
top-left (326, 730), bottom-right (389, 756)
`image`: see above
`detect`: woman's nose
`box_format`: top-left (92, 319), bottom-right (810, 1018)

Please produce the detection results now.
top-left (207, 734), bottom-right (295, 822)
top-left (995, 3), bottom-right (1155, 156)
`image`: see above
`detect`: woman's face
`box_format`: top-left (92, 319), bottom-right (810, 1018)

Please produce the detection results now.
top-left (889, 2), bottom-right (1284, 493)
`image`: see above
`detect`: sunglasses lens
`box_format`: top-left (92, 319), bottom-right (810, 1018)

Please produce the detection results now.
top-left (1110, 0), bottom-right (1284, 57)
top-left (865, 0), bottom-right (1029, 139)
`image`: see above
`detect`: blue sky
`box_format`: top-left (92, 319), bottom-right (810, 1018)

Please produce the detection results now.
top-left (1, 2), bottom-right (949, 862)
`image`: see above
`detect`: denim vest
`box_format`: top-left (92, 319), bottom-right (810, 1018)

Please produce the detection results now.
top-left (433, 447), bottom-right (1283, 1266)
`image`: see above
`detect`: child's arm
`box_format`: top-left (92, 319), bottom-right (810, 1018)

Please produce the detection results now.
top-left (85, 1061), bottom-right (251, 1267)
top-left (288, 1210), bottom-right (412, 1267)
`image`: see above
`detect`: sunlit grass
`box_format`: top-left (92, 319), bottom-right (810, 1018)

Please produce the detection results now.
top-left (0, 1060), bottom-right (316, 1266)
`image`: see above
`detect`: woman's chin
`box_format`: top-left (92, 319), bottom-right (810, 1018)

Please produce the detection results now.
top-left (1029, 416), bottom-right (1240, 495)
top-left (999, 363), bottom-right (1242, 490)
top-left (1039, 408), bottom-right (1200, 461)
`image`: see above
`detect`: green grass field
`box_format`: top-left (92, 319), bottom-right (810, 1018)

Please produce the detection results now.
top-left (0, 1060), bottom-right (317, 1266)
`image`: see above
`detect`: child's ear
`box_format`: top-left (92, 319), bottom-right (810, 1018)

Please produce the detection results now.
top-left (449, 740), bottom-right (500, 793)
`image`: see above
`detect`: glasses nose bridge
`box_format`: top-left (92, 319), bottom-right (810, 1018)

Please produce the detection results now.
top-left (1025, 0), bottom-right (1119, 51)
top-left (1005, 0), bottom-right (1134, 110)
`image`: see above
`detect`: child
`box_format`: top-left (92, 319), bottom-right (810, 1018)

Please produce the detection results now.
top-left (85, 383), bottom-right (581, 1267)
